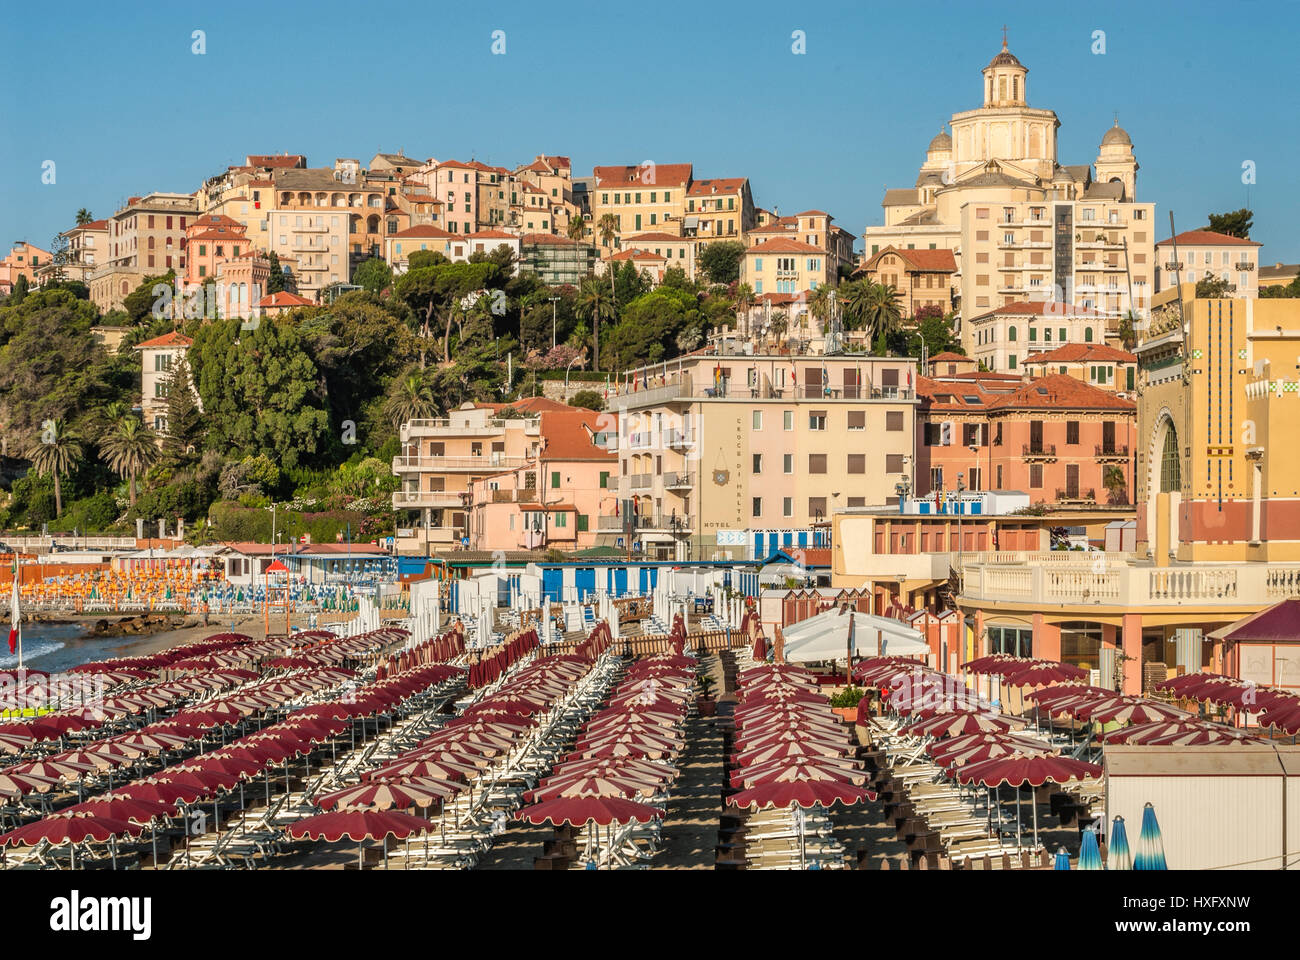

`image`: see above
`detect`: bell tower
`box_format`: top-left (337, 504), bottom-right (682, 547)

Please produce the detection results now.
top-left (983, 28), bottom-right (1028, 107)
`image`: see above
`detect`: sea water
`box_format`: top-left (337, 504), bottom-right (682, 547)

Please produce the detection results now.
top-left (0, 622), bottom-right (167, 674)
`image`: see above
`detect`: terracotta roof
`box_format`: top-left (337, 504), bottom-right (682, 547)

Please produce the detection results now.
top-left (520, 233), bottom-right (578, 245)
top-left (608, 248), bottom-right (666, 262)
top-left (686, 178), bottom-right (748, 196)
top-left (1023, 343), bottom-right (1137, 365)
top-left (968, 301), bottom-right (1104, 322)
top-left (862, 245), bottom-right (956, 272)
top-left (467, 230), bottom-right (518, 240)
top-left (754, 292), bottom-right (807, 305)
top-left (538, 409), bottom-right (617, 461)
top-left (257, 291), bottom-right (315, 308)
top-left (593, 163), bottom-right (693, 188)
top-left (1156, 230), bottom-right (1260, 248)
top-left (928, 351), bottom-right (971, 364)
top-left (66, 219), bottom-right (108, 233)
top-left (544, 156), bottom-right (571, 169)
top-left (792, 210), bottom-right (831, 218)
top-left (983, 374), bottom-right (1136, 412)
top-left (474, 397), bottom-right (572, 415)
top-left (133, 331), bottom-right (193, 350)
top-left (392, 225), bottom-right (455, 239)
top-left (624, 232), bottom-right (687, 244)
top-left (247, 154), bottom-right (306, 168)
top-left (745, 237), bottom-right (823, 255)
top-left (749, 218), bottom-right (799, 234)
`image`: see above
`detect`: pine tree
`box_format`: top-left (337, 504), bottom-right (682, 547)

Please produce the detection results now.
top-left (162, 355), bottom-right (202, 463)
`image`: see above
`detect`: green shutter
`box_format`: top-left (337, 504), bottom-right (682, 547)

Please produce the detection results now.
top-left (551, 471), bottom-right (560, 489)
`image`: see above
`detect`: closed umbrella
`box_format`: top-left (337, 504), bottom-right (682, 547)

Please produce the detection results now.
top-left (1078, 827), bottom-right (1103, 870)
top-left (1133, 803), bottom-right (1167, 870)
top-left (1108, 815), bottom-right (1132, 870)
top-left (1053, 846), bottom-right (1071, 870)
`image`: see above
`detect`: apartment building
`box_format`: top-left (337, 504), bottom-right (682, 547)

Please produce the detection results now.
top-left (514, 155), bottom-right (579, 237)
top-left (132, 332), bottom-right (193, 433)
top-left (466, 408), bottom-right (618, 552)
top-left (36, 221), bottom-right (107, 286)
top-left (590, 163), bottom-right (694, 250)
top-left (621, 232), bottom-right (697, 278)
top-left (684, 178), bottom-right (755, 246)
top-left (519, 234), bottom-right (596, 287)
top-left (1021, 342), bottom-right (1137, 392)
top-left (748, 211), bottom-right (856, 280)
top-left (914, 371), bottom-right (1137, 506)
top-left (967, 300), bottom-right (1111, 373)
top-left (741, 238), bottom-right (831, 297)
top-left (391, 397), bottom-right (572, 554)
top-left (1154, 229), bottom-right (1261, 298)
top-left (384, 225), bottom-right (464, 273)
top-left (610, 351), bottom-right (917, 561)
top-left (856, 246), bottom-right (957, 317)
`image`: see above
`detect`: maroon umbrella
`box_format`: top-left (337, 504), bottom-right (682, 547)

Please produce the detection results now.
top-left (515, 795), bottom-right (664, 827)
top-left (726, 780), bottom-right (874, 811)
top-left (286, 808), bottom-right (435, 868)
top-left (955, 755), bottom-right (1101, 788)
top-left (901, 711), bottom-right (1018, 738)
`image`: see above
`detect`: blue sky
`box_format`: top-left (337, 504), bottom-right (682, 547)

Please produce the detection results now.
top-left (3, 0), bottom-right (1298, 262)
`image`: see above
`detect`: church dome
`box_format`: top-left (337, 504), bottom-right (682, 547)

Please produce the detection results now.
top-left (1101, 120), bottom-right (1132, 146)
top-left (987, 41), bottom-right (1023, 69)
top-left (928, 130), bottom-right (952, 152)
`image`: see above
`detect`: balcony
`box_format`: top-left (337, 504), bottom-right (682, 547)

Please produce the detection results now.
top-left (489, 488), bottom-right (538, 503)
top-left (1162, 262), bottom-right (1184, 272)
top-left (663, 471), bottom-right (695, 490)
top-left (1235, 262), bottom-right (1255, 272)
top-left (1094, 445), bottom-right (1130, 462)
top-left (392, 454), bottom-right (528, 473)
top-left (959, 553), bottom-right (1300, 611)
top-left (629, 473), bottom-right (654, 490)
top-left (392, 490), bottom-right (465, 509)
top-left (597, 514), bottom-right (691, 533)
top-left (665, 429), bottom-right (696, 449)
top-left (401, 417), bottom-right (540, 441)
top-left (1053, 487), bottom-right (1097, 504)
top-left (1022, 443), bottom-right (1057, 461)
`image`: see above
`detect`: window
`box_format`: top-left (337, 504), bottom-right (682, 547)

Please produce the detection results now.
top-left (783, 497), bottom-right (793, 517)
top-left (808, 497), bottom-right (827, 518)
top-left (931, 467), bottom-right (944, 489)
top-left (752, 454), bottom-right (762, 474)
top-left (808, 454), bottom-right (827, 474)
top-left (551, 471), bottom-right (560, 489)
top-left (752, 410), bottom-right (762, 430)
top-left (1029, 464), bottom-right (1043, 488)
top-left (847, 454), bottom-right (865, 474)
top-left (783, 410), bottom-right (794, 431)
top-left (848, 410), bottom-right (866, 430)
top-left (576, 514), bottom-right (588, 533)
top-left (783, 453), bottom-right (793, 474)
top-left (752, 497), bottom-right (762, 518)
top-left (555, 512), bottom-right (567, 528)
top-left (809, 411), bottom-right (827, 431)
top-left (1067, 421), bottom-right (1080, 445)
top-left (886, 411), bottom-right (904, 432)
top-left (885, 454), bottom-right (905, 473)
top-left (1085, 327), bottom-right (1094, 343)
top-left (599, 471), bottom-right (609, 489)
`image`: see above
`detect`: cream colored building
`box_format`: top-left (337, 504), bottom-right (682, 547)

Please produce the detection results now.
top-left (132, 331), bottom-right (192, 433)
top-left (747, 211), bottom-right (855, 281)
top-left (610, 351), bottom-right (917, 560)
top-left (864, 38), bottom-right (1155, 352)
top-left (741, 238), bottom-right (831, 297)
top-left (968, 301), bottom-right (1111, 373)
top-left (1155, 230), bottom-right (1261, 298)
top-left (590, 163), bottom-right (694, 250)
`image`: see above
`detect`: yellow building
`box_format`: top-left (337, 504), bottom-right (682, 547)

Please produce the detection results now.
top-left (741, 237), bottom-right (831, 298)
top-left (590, 163), bottom-right (694, 250)
top-left (864, 38), bottom-right (1155, 353)
top-left (610, 351), bottom-right (917, 561)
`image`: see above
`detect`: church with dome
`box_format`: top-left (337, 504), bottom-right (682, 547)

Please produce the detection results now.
top-left (862, 36), bottom-right (1156, 367)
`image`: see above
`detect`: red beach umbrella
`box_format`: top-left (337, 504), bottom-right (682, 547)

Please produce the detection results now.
top-left (515, 795), bottom-right (664, 827)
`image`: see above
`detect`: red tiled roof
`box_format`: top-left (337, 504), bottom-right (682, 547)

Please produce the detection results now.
top-left (67, 219), bottom-right (108, 233)
top-left (467, 230), bottom-right (518, 240)
top-left (687, 178), bottom-right (748, 196)
top-left (133, 331), bottom-right (193, 350)
top-left (983, 374), bottom-right (1136, 412)
top-left (247, 154), bottom-right (306, 168)
top-left (968, 301), bottom-right (1104, 321)
top-left (544, 156), bottom-right (571, 170)
top-left (746, 237), bottom-right (823, 255)
top-left (928, 351), bottom-right (971, 364)
top-left (792, 210), bottom-right (831, 218)
top-left (257, 291), bottom-right (315, 308)
top-left (593, 163), bottom-right (693, 188)
top-left (520, 233), bottom-right (578, 245)
top-left (538, 409), bottom-right (617, 461)
top-left (1156, 230), bottom-right (1261, 247)
top-left (608, 248), bottom-right (666, 262)
top-left (1023, 343), bottom-right (1136, 365)
top-left (392, 225), bottom-right (455, 239)
top-left (861, 245), bottom-right (957, 272)
top-left (624, 232), bottom-right (687, 244)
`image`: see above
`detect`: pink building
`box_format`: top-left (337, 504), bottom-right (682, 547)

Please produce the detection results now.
top-left (466, 409), bottom-right (618, 552)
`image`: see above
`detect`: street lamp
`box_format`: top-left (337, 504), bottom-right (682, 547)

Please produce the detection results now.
top-left (564, 351), bottom-right (586, 400)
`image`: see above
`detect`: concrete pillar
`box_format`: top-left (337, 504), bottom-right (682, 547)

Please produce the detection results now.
top-left (973, 609), bottom-right (985, 663)
top-left (1032, 613), bottom-right (1060, 662)
top-left (1121, 613), bottom-right (1143, 695)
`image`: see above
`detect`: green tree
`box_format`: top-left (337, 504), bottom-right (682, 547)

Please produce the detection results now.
top-left (189, 316), bottom-right (330, 469)
top-left (604, 286), bottom-right (702, 370)
top-left (122, 271), bottom-right (176, 323)
top-left (265, 251), bottom-right (288, 295)
top-left (25, 418), bottom-right (82, 518)
top-left (568, 389), bottom-right (605, 411)
top-left (100, 416), bottom-right (158, 507)
top-left (75, 209), bottom-right (94, 226)
top-left (614, 260), bottom-right (651, 306)
top-left (395, 260), bottom-right (503, 365)
top-left (162, 355), bottom-right (202, 462)
top-left (351, 257), bottom-right (393, 296)
top-left (1206, 208), bottom-right (1253, 239)
top-left (577, 275), bottom-right (616, 371)
top-left (698, 240), bottom-right (746, 285)
top-left (9, 274), bottom-right (29, 306)
top-left (384, 369), bottom-right (437, 430)
top-left (1195, 273), bottom-right (1234, 298)
top-left (566, 216), bottom-right (586, 242)
top-left (596, 213), bottom-right (619, 300)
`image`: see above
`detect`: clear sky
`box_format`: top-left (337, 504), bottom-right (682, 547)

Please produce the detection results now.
top-left (3, 0), bottom-right (1297, 262)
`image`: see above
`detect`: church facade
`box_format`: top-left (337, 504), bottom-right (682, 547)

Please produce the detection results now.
top-left (864, 38), bottom-right (1156, 361)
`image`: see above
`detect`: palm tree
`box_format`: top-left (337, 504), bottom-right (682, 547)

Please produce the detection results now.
top-left (733, 282), bottom-right (756, 337)
top-left (75, 208), bottom-right (93, 226)
top-left (864, 282), bottom-right (903, 354)
top-left (100, 417), bottom-right (157, 508)
top-left (839, 278), bottom-right (873, 336)
top-left (596, 213), bottom-right (620, 302)
top-left (25, 419), bottom-right (83, 518)
top-left (809, 284), bottom-right (835, 336)
top-left (577, 276), bottom-right (616, 371)
top-left (566, 216), bottom-right (586, 243)
top-left (385, 370), bottom-right (437, 430)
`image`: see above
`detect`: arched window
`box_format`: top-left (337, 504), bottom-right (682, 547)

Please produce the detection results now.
top-left (1008, 325), bottom-right (1017, 342)
top-left (1084, 327), bottom-right (1094, 342)
top-left (1160, 423), bottom-right (1181, 493)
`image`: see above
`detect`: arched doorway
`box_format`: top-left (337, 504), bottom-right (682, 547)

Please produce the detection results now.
top-left (1147, 412), bottom-right (1181, 561)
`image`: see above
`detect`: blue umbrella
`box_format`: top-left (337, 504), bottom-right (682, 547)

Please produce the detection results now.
top-left (1078, 827), bottom-right (1103, 870)
top-left (1134, 803), bottom-right (1167, 870)
top-left (1053, 846), bottom-right (1071, 870)
top-left (1108, 815), bottom-right (1133, 870)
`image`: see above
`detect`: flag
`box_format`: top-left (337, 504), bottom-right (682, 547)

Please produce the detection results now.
top-left (641, 369), bottom-right (648, 390)
top-left (790, 364), bottom-right (797, 386)
top-left (8, 565), bottom-right (18, 655)
top-left (822, 362), bottom-right (829, 397)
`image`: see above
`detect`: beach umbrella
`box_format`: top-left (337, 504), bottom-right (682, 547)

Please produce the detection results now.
top-left (316, 777), bottom-right (462, 811)
top-left (1078, 827), bottom-right (1103, 870)
top-left (1083, 699), bottom-right (1187, 725)
top-left (726, 780), bottom-right (873, 811)
top-left (1053, 846), bottom-right (1071, 870)
top-left (902, 711), bottom-right (1018, 738)
top-left (956, 755), bottom-right (1102, 789)
top-left (515, 795), bottom-right (664, 827)
top-left (1133, 803), bottom-right (1167, 870)
top-left (1108, 816), bottom-right (1133, 870)
top-left (287, 808), bottom-right (435, 870)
